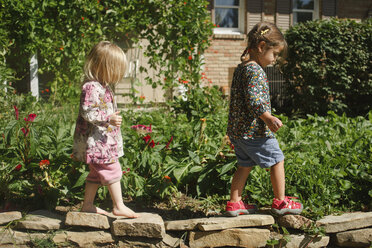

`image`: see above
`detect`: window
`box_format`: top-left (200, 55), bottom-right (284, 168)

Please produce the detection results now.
top-left (214, 0), bottom-right (244, 34)
top-left (292, 0), bottom-right (319, 24)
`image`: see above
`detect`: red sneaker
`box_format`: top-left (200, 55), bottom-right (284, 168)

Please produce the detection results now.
top-left (271, 196), bottom-right (303, 215)
top-left (225, 200), bottom-right (257, 217)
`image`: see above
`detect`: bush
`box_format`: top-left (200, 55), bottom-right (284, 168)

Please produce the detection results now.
top-left (281, 18), bottom-right (372, 117)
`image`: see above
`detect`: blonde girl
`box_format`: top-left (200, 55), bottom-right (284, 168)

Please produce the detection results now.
top-left (73, 41), bottom-right (138, 218)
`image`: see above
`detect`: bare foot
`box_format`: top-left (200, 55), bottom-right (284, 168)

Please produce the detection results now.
top-left (81, 205), bottom-right (110, 215)
top-left (113, 204), bottom-right (139, 218)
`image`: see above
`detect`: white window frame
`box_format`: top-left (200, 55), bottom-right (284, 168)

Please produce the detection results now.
top-left (213, 0), bottom-right (245, 34)
top-left (292, 0), bottom-right (319, 25)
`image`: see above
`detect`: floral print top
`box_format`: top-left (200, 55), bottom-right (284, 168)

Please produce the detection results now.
top-left (227, 62), bottom-right (275, 140)
top-left (73, 81), bottom-right (123, 164)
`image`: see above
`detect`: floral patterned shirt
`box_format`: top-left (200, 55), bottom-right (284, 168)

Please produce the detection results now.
top-left (73, 81), bottom-right (123, 164)
top-left (227, 62), bottom-right (275, 140)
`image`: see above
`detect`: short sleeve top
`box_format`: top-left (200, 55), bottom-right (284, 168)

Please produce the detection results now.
top-left (227, 62), bottom-right (275, 140)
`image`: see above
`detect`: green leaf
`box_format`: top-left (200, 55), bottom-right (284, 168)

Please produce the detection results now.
top-left (72, 171), bottom-right (89, 189)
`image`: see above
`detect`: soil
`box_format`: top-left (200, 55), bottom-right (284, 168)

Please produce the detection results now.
top-left (54, 193), bottom-right (224, 221)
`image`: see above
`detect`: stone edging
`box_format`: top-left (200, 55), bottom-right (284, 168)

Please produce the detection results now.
top-left (0, 210), bottom-right (371, 247)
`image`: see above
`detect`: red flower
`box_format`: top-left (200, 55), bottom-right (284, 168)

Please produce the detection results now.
top-left (13, 105), bottom-right (19, 120)
top-left (123, 168), bottom-right (130, 174)
top-left (39, 159), bottom-right (50, 170)
top-left (14, 164), bottom-right (22, 171)
top-left (21, 127), bottom-right (29, 137)
top-left (41, 90), bottom-right (44, 93)
top-left (81, 17), bottom-right (85, 21)
top-left (143, 134), bottom-right (151, 143)
top-left (149, 140), bottom-right (155, 148)
top-left (45, 89), bottom-right (49, 93)
top-left (188, 55), bottom-right (192, 60)
top-left (164, 175), bottom-right (171, 181)
top-left (60, 47), bottom-right (64, 51)
top-left (165, 136), bottom-right (173, 149)
top-left (24, 113), bottom-right (37, 122)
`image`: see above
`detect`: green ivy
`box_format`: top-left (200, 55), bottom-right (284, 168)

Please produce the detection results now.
top-left (0, 0), bottom-right (213, 102)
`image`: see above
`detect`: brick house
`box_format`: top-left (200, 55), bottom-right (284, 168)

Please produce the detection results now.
top-left (117, 0), bottom-right (371, 105)
top-left (203, 0), bottom-right (372, 94)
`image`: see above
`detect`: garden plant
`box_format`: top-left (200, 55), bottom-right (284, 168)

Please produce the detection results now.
top-left (0, 1), bottom-right (371, 227)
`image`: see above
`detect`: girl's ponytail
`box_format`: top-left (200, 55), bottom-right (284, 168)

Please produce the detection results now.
top-left (240, 47), bottom-right (250, 62)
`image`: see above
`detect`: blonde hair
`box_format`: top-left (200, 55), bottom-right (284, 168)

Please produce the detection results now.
top-left (241, 22), bottom-right (287, 62)
top-left (84, 41), bottom-right (127, 85)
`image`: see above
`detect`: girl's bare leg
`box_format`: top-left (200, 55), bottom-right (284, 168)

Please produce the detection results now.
top-left (81, 182), bottom-right (109, 215)
top-left (270, 160), bottom-right (285, 200)
top-left (230, 166), bottom-right (253, 202)
top-left (108, 181), bottom-right (139, 218)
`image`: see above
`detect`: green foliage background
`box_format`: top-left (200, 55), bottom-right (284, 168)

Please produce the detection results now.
top-left (281, 18), bottom-right (372, 117)
top-left (1, 87), bottom-right (371, 218)
top-left (0, 0), bottom-right (213, 102)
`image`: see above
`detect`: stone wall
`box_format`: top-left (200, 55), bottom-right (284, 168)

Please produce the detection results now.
top-left (0, 209), bottom-right (371, 247)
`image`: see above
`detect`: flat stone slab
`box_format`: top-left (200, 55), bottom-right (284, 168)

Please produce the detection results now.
top-left (284, 234), bottom-right (330, 248)
top-left (316, 212), bottom-right (372, 233)
top-left (0, 228), bottom-right (48, 245)
top-left (335, 227), bottom-right (372, 247)
top-left (165, 214), bottom-right (274, 231)
top-left (53, 230), bottom-right (114, 247)
top-left (0, 212), bottom-right (22, 225)
top-left (65, 211), bottom-right (110, 229)
top-left (189, 228), bottom-right (270, 248)
top-left (15, 210), bottom-right (63, 231)
top-left (111, 212), bottom-right (165, 239)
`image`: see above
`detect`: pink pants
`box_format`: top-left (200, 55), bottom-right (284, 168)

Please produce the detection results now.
top-left (86, 162), bottom-right (122, 185)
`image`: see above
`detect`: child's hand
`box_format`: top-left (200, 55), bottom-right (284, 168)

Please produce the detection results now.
top-left (260, 112), bottom-right (283, 133)
top-left (109, 111), bottom-right (122, 127)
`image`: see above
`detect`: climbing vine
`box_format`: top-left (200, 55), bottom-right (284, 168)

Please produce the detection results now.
top-left (0, 0), bottom-right (213, 102)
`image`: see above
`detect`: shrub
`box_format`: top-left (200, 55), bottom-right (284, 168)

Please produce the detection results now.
top-left (281, 18), bottom-right (372, 117)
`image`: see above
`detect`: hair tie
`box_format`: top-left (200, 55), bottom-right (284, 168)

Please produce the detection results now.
top-left (260, 29), bottom-right (269, 35)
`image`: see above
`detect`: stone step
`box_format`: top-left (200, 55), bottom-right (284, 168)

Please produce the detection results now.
top-left (65, 211), bottom-right (110, 229)
top-left (335, 227), bottom-right (372, 247)
top-left (316, 212), bottom-right (372, 233)
top-left (165, 214), bottom-right (275, 231)
top-left (111, 212), bottom-right (166, 239)
top-left (189, 228), bottom-right (270, 248)
top-left (0, 211), bottom-right (22, 225)
top-left (15, 210), bottom-right (63, 231)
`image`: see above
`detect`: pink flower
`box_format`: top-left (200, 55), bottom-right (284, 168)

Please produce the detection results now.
top-left (165, 136), bottom-right (173, 149)
top-left (13, 105), bottom-right (19, 120)
top-left (131, 124), bottom-right (152, 135)
top-left (14, 164), bottom-right (22, 171)
top-left (24, 113), bottom-right (37, 122)
top-left (21, 127), bottom-right (29, 137)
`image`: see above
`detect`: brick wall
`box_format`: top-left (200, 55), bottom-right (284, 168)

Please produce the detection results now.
top-left (203, 34), bottom-right (247, 88)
